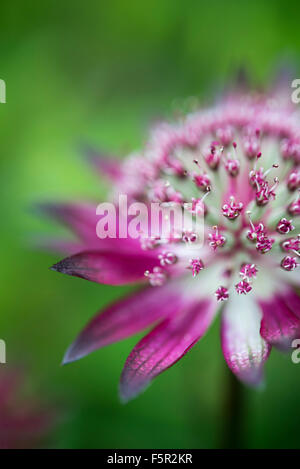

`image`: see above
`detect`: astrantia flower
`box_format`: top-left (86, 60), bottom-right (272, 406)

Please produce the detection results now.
top-left (43, 90), bottom-right (300, 402)
top-left (0, 369), bottom-right (54, 448)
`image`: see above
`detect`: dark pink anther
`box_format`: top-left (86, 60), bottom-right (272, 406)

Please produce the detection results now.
top-left (288, 198), bottom-right (300, 216)
top-left (215, 286), bottom-right (229, 301)
top-left (287, 169), bottom-right (300, 191)
top-left (204, 143), bottom-right (223, 170)
top-left (281, 256), bottom-right (298, 271)
top-left (240, 263), bottom-right (258, 279)
top-left (281, 236), bottom-right (300, 253)
top-left (158, 251), bottom-right (177, 266)
top-left (256, 180), bottom-right (277, 206)
top-left (193, 173), bottom-right (211, 191)
top-left (144, 267), bottom-right (167, 286)
top-left (188, 258), bottom-right (204, 277)
top-left (222, 198), bottom-right (243, 220)
top-left (225, 158), bottom-right (240, 177)
top-left (208, 226), bottom-right (226, 250)
top-left (235, 280), bottom-right (252, 295)
top-left (256, 234), bottom-right (275, 254)
top-left (277, 218), bottom-right (295, 234)
top-left (182, 231), bottom-right (198, 243)
top-left (249, 168), bottom-right (265, 188)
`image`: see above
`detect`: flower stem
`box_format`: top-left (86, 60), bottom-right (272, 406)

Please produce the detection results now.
top-left (222, 369), bottom-right (244, 449)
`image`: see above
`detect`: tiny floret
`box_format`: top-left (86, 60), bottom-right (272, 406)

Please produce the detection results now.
top-left (145, 267), bottom-right (167, 286)
top-left (188, 258), bottom-right (204, 277)
top-left (281, 256), bottom-right (298, 271)
top-left (222, 197), bottom-right (243, 220)
top-left (277, 218), bottom-right (295, 234)
top-left (215, 286), bottom-right (229, 302)
top-left (240, 263), bottom-right (258, 279)
top-left (235, 280), bottom-right (252, 295)
top-left (208, 226), bottom-right (226, 251)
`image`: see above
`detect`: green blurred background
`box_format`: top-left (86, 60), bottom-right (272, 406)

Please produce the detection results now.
top-left (1, 0), bottom-right (300, 448)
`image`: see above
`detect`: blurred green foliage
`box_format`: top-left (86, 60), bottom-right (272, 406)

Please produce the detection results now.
top-left (0, 0), bottom-right (300, 448)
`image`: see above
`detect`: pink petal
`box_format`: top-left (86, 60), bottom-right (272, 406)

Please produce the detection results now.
top-left (259, 292), bottom-right (300, 350)
top-left (34, 238), bottom-right (83, 255)
top-left (84, 146), bottom-right (123, 181)
top-left (63, 283), bottom-right (191, 364)
top-left (37, 202), bottom-right (98, 242)
top-left (282, 289), bottom-right (300, 318)
top-left (119, 298), bottom-right (216, 402)
top-left (51, 249), bottom-right (159, 285)
top-left (221, 295), bottom-right (271, 387)
top-left (38, 202), bottom-right (141, 252)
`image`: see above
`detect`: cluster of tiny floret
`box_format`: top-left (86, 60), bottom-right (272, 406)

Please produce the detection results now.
top-left (120, 96), bottom-right (300, 301)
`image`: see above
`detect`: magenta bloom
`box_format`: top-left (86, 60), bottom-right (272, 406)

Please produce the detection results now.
top-left (45, 90), bottom-right (300, 402)
top-left (0, 369), bottom-right (54, 448)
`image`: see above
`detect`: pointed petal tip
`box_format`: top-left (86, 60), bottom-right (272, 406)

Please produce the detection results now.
top-left (119, 386), bottom-right (138, 404)
top-left (61, 344), bottom-right (83, 366)
top-left (118, 299), bottom-right (216, 402)
top-left (118, 391), bottom-right (130, 405)
top-left (61, 351), bottom-right (73, 366)
top-left (49, 258), bottom-right (73, 275)
top-left (49, 261), bottom-right (63, 273)
top-left (62, 333), bottom-right (98, 365)
top-left (61, 347), bottom-right (75, 366)
top-left (255, 380), bottom-right (266, 392)
top-left (118, 383), bottom-right (135, 404)
top-left (118, 380), bottom-right (150, 404)
top-left (235, 366), bottom-right (267, 390)
top-left (32, 201), bottom-right (60, 218)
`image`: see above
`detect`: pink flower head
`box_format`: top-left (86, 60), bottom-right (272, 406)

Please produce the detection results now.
top-left (45, 87), bottom-right (300, 401)
top-left (0, 368), bottom-right (54, 448)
